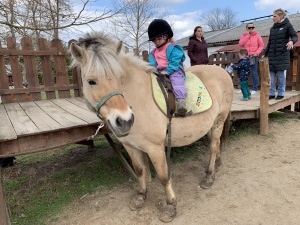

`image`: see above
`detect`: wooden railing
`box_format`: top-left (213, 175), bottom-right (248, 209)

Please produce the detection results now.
top-left (208, 51), bottom-right (300, 91)
top-left (0, 37), bottom-right (81, 104)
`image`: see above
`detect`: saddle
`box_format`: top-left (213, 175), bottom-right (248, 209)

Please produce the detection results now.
top-left (150, 71), bottom-right (212, 117)
top-left (155, 73), bottom-right (192, 117)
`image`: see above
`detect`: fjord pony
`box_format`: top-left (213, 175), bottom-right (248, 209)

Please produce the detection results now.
top-left (70, 32), bottom-right (234, 222)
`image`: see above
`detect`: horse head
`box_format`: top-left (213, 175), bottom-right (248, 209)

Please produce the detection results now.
top-left (69, 32), bottom-right (134, 137)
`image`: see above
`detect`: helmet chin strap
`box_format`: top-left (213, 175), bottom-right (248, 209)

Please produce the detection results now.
top-left (156, 40), bottom-right (167, 49)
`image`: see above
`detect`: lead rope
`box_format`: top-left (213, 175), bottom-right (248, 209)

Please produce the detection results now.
top-left (87, 121), bottom-right (105, 140)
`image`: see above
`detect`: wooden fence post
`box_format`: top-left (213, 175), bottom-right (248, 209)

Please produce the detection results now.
top-left (0, 171), bottom-right (11, 225)
top-left (295, 48), bottom-right (300, 112)
top-left (142, 50), bottom-right (149, 62)
top-left (259, 58), bottom-right (270, 135)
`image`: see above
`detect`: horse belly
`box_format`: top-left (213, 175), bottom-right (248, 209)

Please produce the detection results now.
top-left (170, 119), bottom-right (213, 147)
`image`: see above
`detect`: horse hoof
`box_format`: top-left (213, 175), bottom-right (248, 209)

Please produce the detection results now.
top-left (200, 175), bottom-right (215, 189)
top-left (129, 194), bottom-right (146, 211)
top-left (159, 204), bottom-right (176, 223)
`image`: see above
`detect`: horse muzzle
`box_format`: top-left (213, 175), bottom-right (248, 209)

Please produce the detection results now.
top-left (108, 113), bottom-right (134, 137)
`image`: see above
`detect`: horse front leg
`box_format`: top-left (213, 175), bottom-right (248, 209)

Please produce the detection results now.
top-left (123, 144), bottom-right (151, 211)
top-left (200, 117), bottom-right (225, 189)
top-left (148, 145), bottom-right (176, 222)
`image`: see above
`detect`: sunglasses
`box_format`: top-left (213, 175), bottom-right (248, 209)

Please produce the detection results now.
top-left (248, 27), bottom-right (255, 29)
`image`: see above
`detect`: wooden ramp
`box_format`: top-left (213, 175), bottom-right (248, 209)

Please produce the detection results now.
top-left (231, 90), bottom-right (300, 120)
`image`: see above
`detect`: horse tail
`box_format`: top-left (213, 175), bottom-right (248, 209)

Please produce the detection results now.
top-left (220, 113), bottom-right (231, 151)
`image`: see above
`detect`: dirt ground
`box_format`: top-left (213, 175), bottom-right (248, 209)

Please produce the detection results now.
top-left (50, 114), bottom-right (300, 225)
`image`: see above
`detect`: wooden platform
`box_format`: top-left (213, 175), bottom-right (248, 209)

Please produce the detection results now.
top-left (0, 97), bottom-right (109, 157)
top-left (231, 90), bottom-right (300, 120)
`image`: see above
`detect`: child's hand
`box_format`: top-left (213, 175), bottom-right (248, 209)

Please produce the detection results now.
top-left (230, 63), bottom-right (233, 66)
top-left (160, 71), bottom-right (168, 75)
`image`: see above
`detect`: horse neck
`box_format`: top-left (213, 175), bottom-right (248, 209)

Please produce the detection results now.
top-left (121, 64), bottom-right (151, 97)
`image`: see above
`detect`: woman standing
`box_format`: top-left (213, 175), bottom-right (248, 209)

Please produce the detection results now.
top-left (187, 26), bottom-right (208, 66)
top-left (263, 8), bottom-right (298, 100)
top-left (239, 22), bottom-right (264, 94)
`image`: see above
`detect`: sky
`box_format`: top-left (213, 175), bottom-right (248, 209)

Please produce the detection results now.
top-left (65, 0), bottom-right (300, 43)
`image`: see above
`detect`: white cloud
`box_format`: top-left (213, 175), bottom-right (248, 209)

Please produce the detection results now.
top-left (165, 10), bottom-right (203, 40)
top-left (254, 0), bottom-right (300, 12)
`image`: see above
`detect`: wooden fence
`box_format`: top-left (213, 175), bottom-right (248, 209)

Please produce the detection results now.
top-left (0, 37), bottom-right (81, 104)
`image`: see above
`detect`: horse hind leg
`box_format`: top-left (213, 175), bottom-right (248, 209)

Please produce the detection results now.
top-left (123, 145), bottom-right (152, 211)
top-left (216, 114), bottom-right (231, 168)
top-left (148, 146), bottom-right (176, 222)
top-left (205, 130), bottom-right (222, 167)
top-left (200, 115), bottom-right (228, 189)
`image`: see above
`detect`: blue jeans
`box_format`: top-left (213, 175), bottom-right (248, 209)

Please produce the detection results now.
top-left (251, 57), bottom-right (259, 91)
top-left (270, 70), bottom-right (286, 96)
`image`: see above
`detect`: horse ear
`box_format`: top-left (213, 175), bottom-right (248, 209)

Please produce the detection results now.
top-left (70, 43), bottom-right (87, 65)
top-left (116, 41), bottom-right (123, 54)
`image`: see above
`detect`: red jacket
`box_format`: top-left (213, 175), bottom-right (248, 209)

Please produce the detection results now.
top-left (239, 31), bottom-right (264, 56)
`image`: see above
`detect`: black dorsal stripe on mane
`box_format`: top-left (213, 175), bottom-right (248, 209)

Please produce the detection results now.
top-left (79, 37), bottom-right (102, 49)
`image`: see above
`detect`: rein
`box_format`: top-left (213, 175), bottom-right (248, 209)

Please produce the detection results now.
top-left (155, 73), bottom-right (175, 180)
top-left (84, 90), bottom-right (123, 119)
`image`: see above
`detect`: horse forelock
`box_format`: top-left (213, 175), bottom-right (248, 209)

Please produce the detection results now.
top-left (76, 32), bottom-right (125, 80)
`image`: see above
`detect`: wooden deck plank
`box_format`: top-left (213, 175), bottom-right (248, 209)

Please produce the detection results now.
top-left (231, 104), bottom-right (258, 111)
top-left (66, 97), bottom-right (90, 110)
top-left (34, 100), bottom-right (88, 128)
top-left (0, 125), bottom-right (108, 157)
top-left (231, 90), bottom-right (300, 119)
top-left (51, 98), bottom-right (100, 124)
top-left (4, 103), bottom-right (40, 136)
top-left (19, 101), bottom-right (62, 131)
top-left (0, 104), bottom-right (17, 141)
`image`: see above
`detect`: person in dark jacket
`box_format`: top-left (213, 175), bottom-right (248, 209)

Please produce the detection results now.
top-left (262, 8), bottom-right (298, 100)
top-left (187, 26), bottom-right (208, 66)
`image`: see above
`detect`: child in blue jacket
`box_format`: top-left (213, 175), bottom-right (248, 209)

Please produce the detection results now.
top-left (230, 49), bottom-right (251, 101)
top-left (148, 19), bottom-right (187, 116)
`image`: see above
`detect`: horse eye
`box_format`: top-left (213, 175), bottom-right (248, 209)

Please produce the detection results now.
top-left (88, 80), bottom-right (96, 85)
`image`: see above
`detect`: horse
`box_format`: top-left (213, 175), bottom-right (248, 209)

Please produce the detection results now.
top-left (69, 32), bottom-right (234, 222)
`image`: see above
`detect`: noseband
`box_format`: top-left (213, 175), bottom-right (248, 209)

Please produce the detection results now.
top-left (84, 90), bottom-right (123, 119)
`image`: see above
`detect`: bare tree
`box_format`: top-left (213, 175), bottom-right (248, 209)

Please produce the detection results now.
top-left (0, 0), bottom-right (124, 41)
top-left (203, 7), bottom-right (239, 31)
top-left (110, 0), bottom-right (166, 56)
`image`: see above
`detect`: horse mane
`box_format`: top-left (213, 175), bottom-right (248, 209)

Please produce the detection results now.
top-left (70, 32), bottom-right (157, 79)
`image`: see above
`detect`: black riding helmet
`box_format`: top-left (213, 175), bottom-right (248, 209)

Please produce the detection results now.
top-left (147, 19), bottom-right (173, 41)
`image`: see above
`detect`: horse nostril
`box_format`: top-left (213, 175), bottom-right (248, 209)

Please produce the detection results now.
top-left (116, 117), bottom-right (123, 128)
top-left (131, 114), bottom-right (135, 126)
top-left (116, 114), bottom-right (134, 128)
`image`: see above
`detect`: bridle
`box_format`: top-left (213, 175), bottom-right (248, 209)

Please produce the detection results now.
top-left (84, 90), bottom-right (123, 120)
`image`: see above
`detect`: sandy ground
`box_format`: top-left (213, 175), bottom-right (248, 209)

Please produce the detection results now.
top-left (50, 115), bottom-right (300, 225)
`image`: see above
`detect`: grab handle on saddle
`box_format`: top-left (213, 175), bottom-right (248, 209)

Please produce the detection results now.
top-left (154, 72), bottom-right (168, 88)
